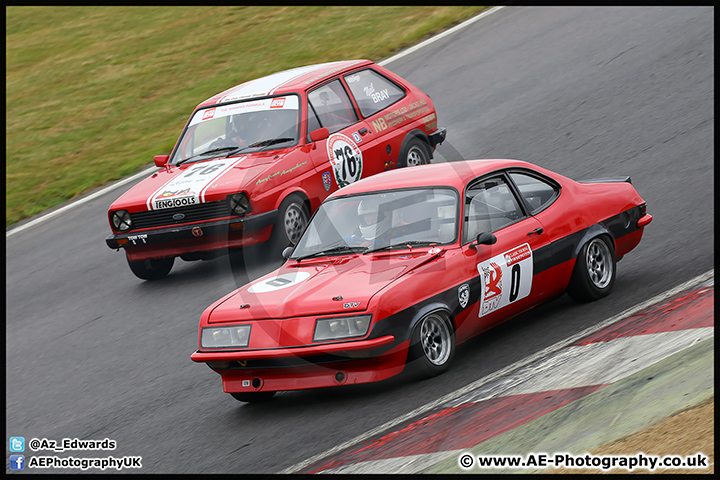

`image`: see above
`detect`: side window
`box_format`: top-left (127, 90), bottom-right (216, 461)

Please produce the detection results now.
top-left (306, 103), bottom-right (321, 142)
top-left (307, 79), bottom-right (358, 134)
top-left (509, 171), bottom-right (560, 214)
top-left (344, 69), bottom-right (405, 117)
top-left (463, 175), bottom-right (524, 243)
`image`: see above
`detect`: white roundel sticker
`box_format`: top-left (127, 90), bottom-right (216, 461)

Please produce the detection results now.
top-left (327, 133), bottom-right (363, 188)
top-left (247, 271), bottom-right (311, 293)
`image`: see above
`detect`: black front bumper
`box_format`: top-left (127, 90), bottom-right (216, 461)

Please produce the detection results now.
top-left (105, 210), bottom-right (277, 249)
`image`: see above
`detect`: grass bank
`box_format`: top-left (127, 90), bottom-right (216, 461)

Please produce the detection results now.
top-left (6, 6), bottom-right (488, 227)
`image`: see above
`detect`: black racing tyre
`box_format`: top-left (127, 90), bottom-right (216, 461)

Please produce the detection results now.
top-left (270, 194), bottom-right (309, 253)
top-left (398, 137), bottom-right (431, 168)
top-left (126, 255), bottom-right (174, 280)
top-left (230, 391), bottom-right (277, 403)
top-left (567, 236), bottom-right (616, 302)
top-left (408, 312), bottom-right (455, 378)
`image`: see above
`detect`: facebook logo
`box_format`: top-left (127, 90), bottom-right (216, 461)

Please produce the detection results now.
top-left (10, 454), bottom-right (25, 470)
top-left (10, 436), bottom-right (25, 452)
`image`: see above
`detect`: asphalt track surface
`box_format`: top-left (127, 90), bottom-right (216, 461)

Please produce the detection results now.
top-left (6, 7), bottom-right (713, 474)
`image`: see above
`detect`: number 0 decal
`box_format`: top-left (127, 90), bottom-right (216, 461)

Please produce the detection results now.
top-left (477, 243), bottom-right (533, 317)
top-left (247, 271), bottom-right (311, 293)
top-left (327, 133), bottom-right (363, 188)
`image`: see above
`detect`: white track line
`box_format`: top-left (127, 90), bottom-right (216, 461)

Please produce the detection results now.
top-left (378, 7), bottom-right (505, 67)
top-left (6, 7), bottom-right (505, 238)
top-left (279, 269), bottom-right (714, 473)
top-left (6, 165), bottom-right (156, 237)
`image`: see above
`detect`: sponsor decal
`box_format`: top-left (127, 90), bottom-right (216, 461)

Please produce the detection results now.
top-left (346, 74), bottom-right (361, 83)
top-left (190, 97), bottom-right (299, 127)
top-left (327, 133), bottom-right (364, 188)
top-left (322, 171), bottom-right (332, 191)
top-left (159, 187), bottom-right (193, 198)
top-left (352, 131), bottom-right (362, 143)
top-left (247, 271), bottom-right (311, 293)
top-left (202, 108), bottom-right (216, 121)
top-left (421, 112), bottom-right (437, 124)
top-left (504, 244), bottom-right (531, 266)
top-left (147, 158), bottom-right (244, 210)
top-left (255, 160), bottom-right (309, 186)
top-left (192, 226), bottom-right (203, 237)
top-left (458, 283), bottom-right (470, 309)
top-left (477, 243), bottom-right (533, 317)
top-left (154, 196), bottom-right (197, 209)
top-left (371, 117), bottom-right (388, 133)
top-left (381, 99), bottom-right (429, 129)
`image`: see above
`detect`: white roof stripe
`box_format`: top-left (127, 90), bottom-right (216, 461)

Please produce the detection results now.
top-left (217, 61), bottom-right (342, 103)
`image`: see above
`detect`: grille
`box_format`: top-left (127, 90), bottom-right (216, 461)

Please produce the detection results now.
top-left (130, 200), bottom-right (235, 230)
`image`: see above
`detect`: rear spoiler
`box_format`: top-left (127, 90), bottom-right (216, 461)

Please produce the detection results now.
top-left (579, 176), bottom-right (632, 184)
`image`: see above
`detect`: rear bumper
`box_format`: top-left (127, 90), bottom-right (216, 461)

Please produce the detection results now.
top-left (428, 127), bottom-right (447, 148)
top-left (105, 210), bottom-right (277, 260)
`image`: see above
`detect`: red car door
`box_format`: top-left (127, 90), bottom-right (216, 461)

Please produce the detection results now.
top-left (305, 78), bottom-right (371, 192)
top-left (456, 173), bottom-right (551, 339)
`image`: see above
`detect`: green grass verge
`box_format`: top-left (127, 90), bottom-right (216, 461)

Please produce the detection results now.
top-left (6, 6), bottom-right (488, 227)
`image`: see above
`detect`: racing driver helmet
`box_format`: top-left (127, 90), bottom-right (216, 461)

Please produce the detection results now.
top-left (358, 197), bottom-right (391, 240)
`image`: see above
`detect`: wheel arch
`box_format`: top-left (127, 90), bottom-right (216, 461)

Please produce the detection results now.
top-left (397, 129), bottom-right (433, 165)
top-left (572, 224), bottom-right (616, 261)
top-left (405, 302), bottom-right (455, 341)
top-left (273, 188), bottom-right (312, 216)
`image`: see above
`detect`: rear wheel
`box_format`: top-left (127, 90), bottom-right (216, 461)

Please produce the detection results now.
top-left (408, 312), bottom-right (455, 378)
top-left (398, 137), bottom-right (431, 167)
top-left (126, 255), bottom-right (174, 280)
top-left (230, 391), bottom-right (277, 403)
top-left (567, 236), bottom-right (616, 302)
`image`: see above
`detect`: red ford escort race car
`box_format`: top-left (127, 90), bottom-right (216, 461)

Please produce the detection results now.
top-left (190, 159), bottom-right (652, 403)
top-left (105, 60), bottom-right (446, 280)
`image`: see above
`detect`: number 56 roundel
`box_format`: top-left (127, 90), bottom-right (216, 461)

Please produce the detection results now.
top-left (477, 243), bottom-right (533, 317)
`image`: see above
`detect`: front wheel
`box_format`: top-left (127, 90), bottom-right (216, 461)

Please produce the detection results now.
top-left (270, 194), bottom-right (309, 254)
top-left (398, 137), bottom-right (431, 168)
top-left (230, 391), bottom-right (277, 403)
top-left (126, 255), bottom-right (174, 280)
top-left (408, 312), bottom-right (455, 378)
top-left (567, 236), bottom-right (616, 302)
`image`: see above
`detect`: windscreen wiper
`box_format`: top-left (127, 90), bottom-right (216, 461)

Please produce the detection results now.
top-left (175, 146), bottom-right (242, 166)
top-left (246, 137), bottom-right (296, 149)
top-left (292, 245), bottom-right (365, 261)
top-left (363, 241), bottom-right (436, 255)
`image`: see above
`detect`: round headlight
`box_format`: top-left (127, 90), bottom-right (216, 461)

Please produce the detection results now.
top-left (112, 210), bottom-right (132, 231)
top-left (228, 193), bottom-right (250, 216)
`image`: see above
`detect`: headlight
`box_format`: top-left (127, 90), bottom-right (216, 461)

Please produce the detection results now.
top-left (111, 210), bottom-right (132, 231)
top-left (228, 193), bottom-right (251, 216)
top-left (201, 325), bottom-right (251, 348)
top-left (313, 315), bottom-right (372, 342)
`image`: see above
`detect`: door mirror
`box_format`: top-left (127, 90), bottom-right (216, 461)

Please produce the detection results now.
top-left (309, 127), bottom-right (329, 142)
top-left (282, 246), bottom-right (294, 260)
top-left (154, 155), bottom-right (169, 167)
top-left (469, 232), bottom-right (497, 249)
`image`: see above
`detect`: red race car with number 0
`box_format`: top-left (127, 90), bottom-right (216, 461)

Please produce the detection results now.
top-left (105, 60), bottom-right (446, 280)
top-left (190, 159), bottom-right (652, 403)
